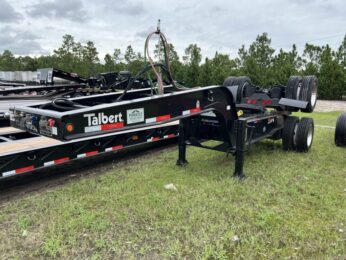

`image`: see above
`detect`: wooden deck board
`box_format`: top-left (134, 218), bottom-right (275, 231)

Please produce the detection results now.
top-left (0, 136), bottom-right (61, 155)
top-left (0, 127), bottom-right (24, 135)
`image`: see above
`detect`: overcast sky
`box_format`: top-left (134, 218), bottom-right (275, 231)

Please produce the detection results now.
top-left (0, 0), bottom-right (345, 61)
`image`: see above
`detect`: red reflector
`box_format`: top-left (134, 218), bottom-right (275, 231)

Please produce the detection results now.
top-left (112, 145), bottom-right (123, 150)
top-left (15, 165), bottom-right (34, 174)
top-left (190, 108), bottom-right (201, 113)
top-left (54, 157), bottom-right (70, 164)
top-left (252, 100), bottom-right (257, 105)
top-left (156, 114), bottom-right (171, 122)
top-left (246, 99), bottom-right (251, 104)
top-left (267, 100), bottom-right (273, 105)
top-left (262, 100), bottom-right (267, 105)
top-left (101, 122), bottom-right (124, 130)
top-left (48, 119), bottom-right (55, 127)
top-left (86, 151), bottom-right (98, 156)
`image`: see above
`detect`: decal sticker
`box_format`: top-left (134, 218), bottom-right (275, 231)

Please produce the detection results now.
top-left (52, 127), bottom-right (58, 135)
top-left (126, 108), bottom-right (144, 124)
top-left (83, 112), bottom-right (124, 133)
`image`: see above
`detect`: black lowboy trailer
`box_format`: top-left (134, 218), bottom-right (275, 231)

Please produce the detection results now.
top-left (8, 73), bottom-right (318, 178)
top-left (0, 67), bottom-right (159, 121)
top-left (0, 27), bottom-right (319, 180)
top-left (0, 86), bottom-right (181, 179)
top-left (0, 68), bottom-right (150, 101)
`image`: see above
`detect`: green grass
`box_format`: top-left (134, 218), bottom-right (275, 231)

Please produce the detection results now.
top-left (0, 112), bottom-right (345, 259)
top-left (294, 111), bottom-right (343, 127)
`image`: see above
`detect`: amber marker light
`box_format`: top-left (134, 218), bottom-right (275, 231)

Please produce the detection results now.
top-left (66, 123), bottom-right (74, 132)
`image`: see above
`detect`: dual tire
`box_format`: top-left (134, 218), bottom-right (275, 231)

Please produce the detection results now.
top-left (282, 116), bottom-right (314, 152)
top-left (335, 113), bottom-right (346, 146)
top-left (223, 76), bottom-right (252, 103)
top-left (286, 75), bottom-right (318, 112)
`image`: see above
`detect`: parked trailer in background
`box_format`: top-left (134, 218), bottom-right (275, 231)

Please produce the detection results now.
top-left (0, 71), bottom-right (37, 83)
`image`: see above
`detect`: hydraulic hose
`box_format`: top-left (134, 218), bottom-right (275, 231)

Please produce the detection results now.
top-left (43, 98), bottom-right (88, 111)
top-left (116, 63), bottom-right (173, 102)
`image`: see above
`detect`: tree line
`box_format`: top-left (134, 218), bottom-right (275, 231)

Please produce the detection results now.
top-left (0, 33), bottom-right (345, 100)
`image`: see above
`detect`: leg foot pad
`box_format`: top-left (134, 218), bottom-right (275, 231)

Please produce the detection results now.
top-left (176, 159), bottom-right (188, 167)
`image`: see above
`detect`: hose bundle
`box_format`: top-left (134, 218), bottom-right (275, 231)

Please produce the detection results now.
top-left (144, 22), bottom-right (176, 95)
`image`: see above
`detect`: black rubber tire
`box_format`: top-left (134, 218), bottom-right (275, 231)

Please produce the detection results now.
top-left (295, 117), bottom-right (314, 152)
top-left (233, 76), bottom-right (252, 103)
top-left (282, 116), bottom-right (300, 150)
top-left (335, 113), bottom-right (346, 146)
top-left (286, 76), bottom-right (302, 99)
top-left (270, 86), bottom-right (283, 99)
top-left (300, 76), bottom-right (318, 113)
top-left (222, 76), bottom-right (237, 87)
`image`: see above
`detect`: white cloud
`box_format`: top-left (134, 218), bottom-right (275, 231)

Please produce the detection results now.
top-left (26, 0), bottom-right (88, 22)
top-left (1, 0), bottom-right (345, 59)
top-left (0, 0), bottom-right (22, 23)
top-left (0, 26), bottom-right (44, 55)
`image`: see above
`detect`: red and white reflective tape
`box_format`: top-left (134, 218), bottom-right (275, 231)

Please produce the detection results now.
top-left (77, 150), bottom-right (99, 158)
top-left (164, 134), bottom-right (176, 139)
top-left (44, 157), bottom-right (70, 166)
top-left (182, 107), bottom-right (201, 116)
top-left (147, 134), bottom-right (176, 142)
top-left (84, 122), bottom-right (124, 133)
top-left (105, 145), bottom-right (124, 152)
top-left (145, 114), bottom-right (171, 124)
top-left (147, 137), bottom-right (161, 142)
top-left (2, 165), bottom-right (35, 177)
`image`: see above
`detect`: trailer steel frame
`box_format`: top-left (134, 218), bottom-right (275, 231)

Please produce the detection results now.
top-left (0, 122), bottom-right (178, 179)
top-left (8, 73), bottom-right (318, 178)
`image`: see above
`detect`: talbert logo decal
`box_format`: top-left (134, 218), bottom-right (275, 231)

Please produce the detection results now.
top-left (84, 112), bottom-right (123, 126)
top-left (83, 112), bottom-right (124, 133)
top-left (126, 108), bottom-right (144, 124)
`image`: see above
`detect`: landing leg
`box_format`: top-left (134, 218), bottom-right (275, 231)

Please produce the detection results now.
top-left (176, 120), bottom-right (188, 166)
top-left (234, 119), bottom-right (246, 179)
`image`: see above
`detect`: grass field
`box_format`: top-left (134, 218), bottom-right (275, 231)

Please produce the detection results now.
top-left (0, 112), bottom-right (345, 259)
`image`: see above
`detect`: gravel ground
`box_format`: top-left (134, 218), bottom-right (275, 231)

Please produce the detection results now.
top-left (314, 100), bottom-right (346, 112)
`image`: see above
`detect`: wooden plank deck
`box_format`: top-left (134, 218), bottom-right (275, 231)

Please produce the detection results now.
top-left (0, 135), bottom-right (61, 155)
top-left (0, 127), bottom-right (24, 135)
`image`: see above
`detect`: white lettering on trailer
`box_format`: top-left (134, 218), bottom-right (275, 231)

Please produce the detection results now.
top-left (84, 112), bottom-right (123, 126)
